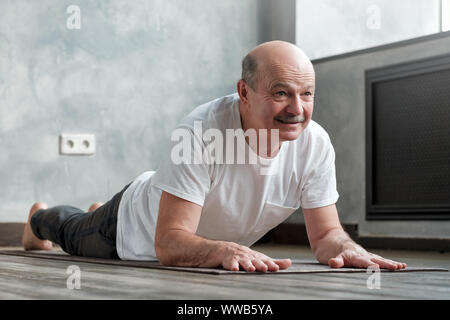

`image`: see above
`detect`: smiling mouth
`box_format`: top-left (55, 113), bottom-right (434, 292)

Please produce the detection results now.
top-left (274, 116), bottom-right (305, 124)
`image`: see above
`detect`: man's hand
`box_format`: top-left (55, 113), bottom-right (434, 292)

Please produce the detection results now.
top-left (328, 242), bottom-right (407, 270)
top-left (220, 242), bottom-right (292, 272)
top-left (303, 204), bottom-right (407, 270)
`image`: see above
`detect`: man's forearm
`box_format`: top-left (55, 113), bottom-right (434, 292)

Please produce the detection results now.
top-left (155, 229), bottom-right (292, 272)
top-left (312, 227), bottom-right (361, 265)
top-left (155, 229), bottom-right (228, 268)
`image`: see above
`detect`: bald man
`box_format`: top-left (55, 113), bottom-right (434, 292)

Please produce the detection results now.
top-left (22, 41), bottom-right (406, 272)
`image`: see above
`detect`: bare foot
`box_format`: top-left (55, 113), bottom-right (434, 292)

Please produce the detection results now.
top-left (88, 202), bottom-right (104, 212)
top-left (22, 202), bottom-right (53, 251)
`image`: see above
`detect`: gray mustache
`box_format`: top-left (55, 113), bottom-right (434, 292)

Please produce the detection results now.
top-left (274, 115), bottom-right (306, 123)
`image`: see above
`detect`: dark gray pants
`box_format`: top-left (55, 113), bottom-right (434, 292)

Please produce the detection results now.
top-left (30, 183), bottom-right (131, 259)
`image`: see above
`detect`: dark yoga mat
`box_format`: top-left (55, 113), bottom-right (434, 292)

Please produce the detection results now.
top-left (0, 249), bottom-right (447, 275)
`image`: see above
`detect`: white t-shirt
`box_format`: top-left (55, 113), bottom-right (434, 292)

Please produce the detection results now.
top-left (116, 93), bottom-right (339, 260)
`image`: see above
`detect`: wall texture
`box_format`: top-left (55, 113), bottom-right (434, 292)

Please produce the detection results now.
top-left (0, 0), bottom-right (258, 222)
top-left (295, 0), bottom-right (440, 60)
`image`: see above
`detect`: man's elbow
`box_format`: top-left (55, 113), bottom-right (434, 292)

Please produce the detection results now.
top-left (155, 245), bottom-right (170, 266)
top-left (154, 232), bottom-right (174, 266)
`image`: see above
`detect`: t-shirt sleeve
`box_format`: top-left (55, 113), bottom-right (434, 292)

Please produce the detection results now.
top-left (300, 134), bottom-right (339, 209)
top-left (151, 125), bottom-right (212, 207)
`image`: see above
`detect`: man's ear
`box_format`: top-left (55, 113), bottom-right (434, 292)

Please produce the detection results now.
top-left (237, 79), bottom-right (250, 105)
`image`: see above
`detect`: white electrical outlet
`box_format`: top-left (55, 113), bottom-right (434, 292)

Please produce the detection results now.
top-left (59, 134), bottom-right (95, 155)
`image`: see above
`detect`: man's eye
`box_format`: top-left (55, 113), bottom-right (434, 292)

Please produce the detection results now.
top-left (304, 91), bottom-right (312, 96)
top-left (274, 91), bottom-right (287, 97)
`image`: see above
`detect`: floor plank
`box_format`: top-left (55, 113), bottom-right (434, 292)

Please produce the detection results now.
top-left (0, 245), bottom-right (448, 299)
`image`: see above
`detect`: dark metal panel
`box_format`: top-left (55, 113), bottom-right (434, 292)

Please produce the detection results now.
top-left (365, 54), bottom-right (450, 220)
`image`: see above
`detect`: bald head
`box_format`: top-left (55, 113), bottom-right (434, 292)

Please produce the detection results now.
top-left (241, 41), bottom-right (314, 90)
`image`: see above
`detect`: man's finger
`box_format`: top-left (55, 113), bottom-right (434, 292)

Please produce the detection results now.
top-left (371, 257), bottom-right (407, 270)
top-left (273, 258), bottom-right (292, 270)
top-left (370, 257), bottom-right (398, 270)
top-left (262, 259), bottom-right (280, 272)
top-left (389, 259), bottom-right (407, 269)
top-left (223, 258), bottom-right (240, 271)
top-left (328, 254), bottom-right (345, 268)
top-left (239, 259), bottom-right (256, 272)
top-left (345, 253), bottom-right (379, 269)
top-left (378, 257), bottom-right (407, 269)
top-left (368, 253), bottom-right (407, 269)
top-left (251, 259), bottom-right (268, 272)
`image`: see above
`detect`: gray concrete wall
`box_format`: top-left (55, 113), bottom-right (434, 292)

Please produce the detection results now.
top-left (308, 34), bottom-right (450, 239)
top-left (295, 0), bottom-right (440, 60)
top-left (258, 0), bottom-right (296, 44)
top-left (0, 0), bottom-right (259, 222)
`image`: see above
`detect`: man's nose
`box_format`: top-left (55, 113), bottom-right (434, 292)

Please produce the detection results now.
top-left (285, 95), bottom-right (304, 116)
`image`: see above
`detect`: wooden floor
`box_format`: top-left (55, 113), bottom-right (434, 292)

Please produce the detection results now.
top-left (0, 244), bottom-right (449, 300)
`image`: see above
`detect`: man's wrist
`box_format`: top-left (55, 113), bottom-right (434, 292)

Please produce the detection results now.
top-left (201, 240), bottom-right (228, 268)
top-left (314, 228), bottom-right (356, 263)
